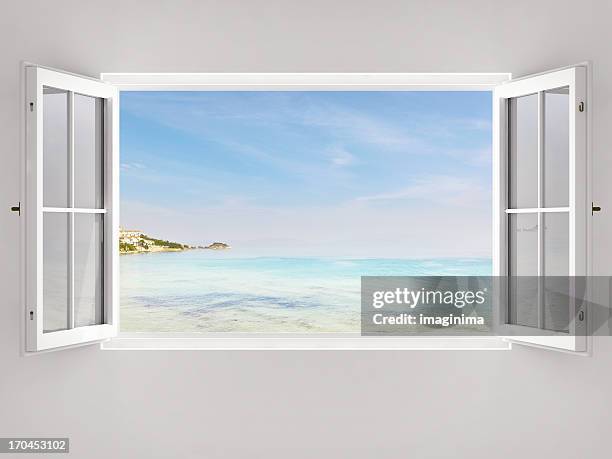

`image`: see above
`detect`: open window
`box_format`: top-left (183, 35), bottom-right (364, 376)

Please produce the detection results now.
top-left (25, 66), bottom-right (119, 352)
top-left (493, 66), bottom-right (589, 352)
top-left (22, 67), bottom-right (590, 352)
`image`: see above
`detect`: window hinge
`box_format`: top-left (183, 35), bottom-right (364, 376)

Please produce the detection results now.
top-left (29, 310), bottom-right (34, 321)
top-left (11, 202), bottom-right (21, 216)
top-left (29, 102), bottom-right (34, 112)
top-left (592, 202), bottom-right (601, 215)
top-left (578, 101), bottom-right (585, 112)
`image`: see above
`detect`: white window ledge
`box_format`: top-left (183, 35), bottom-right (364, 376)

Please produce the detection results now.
top-left (101, 333), bottom-right (511, 351)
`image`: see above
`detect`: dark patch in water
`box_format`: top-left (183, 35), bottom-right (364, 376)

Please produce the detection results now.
top-left (131, 292), bottom-right (319, 314)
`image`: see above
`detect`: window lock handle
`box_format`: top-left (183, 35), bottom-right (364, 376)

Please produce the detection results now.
top-left (592, 202), bottom-right (602, 215)
top-left (10, 202), bottom-right (20, 216)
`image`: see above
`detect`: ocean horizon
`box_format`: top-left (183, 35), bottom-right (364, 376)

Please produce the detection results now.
top-left (120, 251), bottom-right (492, 333)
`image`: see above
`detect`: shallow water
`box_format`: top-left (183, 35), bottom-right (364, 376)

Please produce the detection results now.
top-left (120, 250), bottom-right (492, 332)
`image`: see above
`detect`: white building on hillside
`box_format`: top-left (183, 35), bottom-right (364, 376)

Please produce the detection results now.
top-left (119, 228), bottom-right (144, 245)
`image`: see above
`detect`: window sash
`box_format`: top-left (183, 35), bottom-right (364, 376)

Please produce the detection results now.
top-left (492, 66), bottom-right (588, 352)
top-left (25, 65), bottom-right (119, 352)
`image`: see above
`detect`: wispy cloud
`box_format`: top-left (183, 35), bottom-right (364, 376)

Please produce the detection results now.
top-left (443, 147), bottom-right (492, 167)
top-left (327, 146), bottom-right (356, 167)
top-left (296, 102), bottom-right (420, 151)
top-left (122, 92), bottom-right (421, 154)
top-left (355, 175), bottom-right (489, 207)
top-left (120, 162), bottom-right (147, 171)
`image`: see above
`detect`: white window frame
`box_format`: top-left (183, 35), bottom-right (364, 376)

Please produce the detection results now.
top-left (99, 72), bottom-right (515, 351)
top-left (21, 69), bottom-right (592, 352)
top-left (24, 65), bottom-right (119, 352)
top-left (492, 65), bottom-right (591, 353)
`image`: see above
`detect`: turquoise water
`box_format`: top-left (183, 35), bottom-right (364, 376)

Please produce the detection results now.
top-left (120, 251), bottom-right (492, 332)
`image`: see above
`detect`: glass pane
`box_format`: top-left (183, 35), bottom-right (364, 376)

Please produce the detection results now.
top-left (543, 87), bottom-right (570, 207)
top-left (74, 214), bottom-right (104, 327)
top-left (43, 87), bottom-right (69, 207)
top-left (509, 94), bottom-right (538, 208)
top-left (509, 213), bottom-right (538, 276)
top-left (543, 212), bottom-right (569, 276)
top-left (543, 212), bottom-right (569, 332)
top-left (74, 94), bottom-right (104, 209)
top-left (508, 213), bottom-right (538, 327)
top-left (43, 212), bottom-right (69, 332)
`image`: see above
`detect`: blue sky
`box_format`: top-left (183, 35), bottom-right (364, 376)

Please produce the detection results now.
top-left (120, 91), bottom-right (492, 257)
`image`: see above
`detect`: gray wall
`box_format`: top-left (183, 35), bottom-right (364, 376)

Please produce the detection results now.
top-left (1, 1), bottom-right (612, 458)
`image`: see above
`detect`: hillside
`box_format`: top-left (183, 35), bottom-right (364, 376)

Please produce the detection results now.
top-left (204, 242), bottom-right (231, 250)
top-left (119, 229), bottom-right (197, 254)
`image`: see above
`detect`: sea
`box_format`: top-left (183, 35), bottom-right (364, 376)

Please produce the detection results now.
top-left (120, 250), bottom-right (492, 333)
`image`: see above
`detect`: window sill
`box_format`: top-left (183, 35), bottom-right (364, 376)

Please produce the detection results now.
top-left (101, 333), bottom-right (512, 351)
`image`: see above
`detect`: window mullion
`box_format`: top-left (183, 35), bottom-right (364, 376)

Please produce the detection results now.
top-left (537, 91), bottom-right (545, 329)
top-left (68, 91), bottom-right (75, 330)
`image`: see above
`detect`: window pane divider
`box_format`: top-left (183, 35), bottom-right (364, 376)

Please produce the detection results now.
top-left (42, 207), bottom-right (107, 214)
top-left (505, 207), bottom-right (569, 213)
top-left (537, 90), bottom-right (544, 329)
top-left (68, 91), bottom-right (75, 330)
